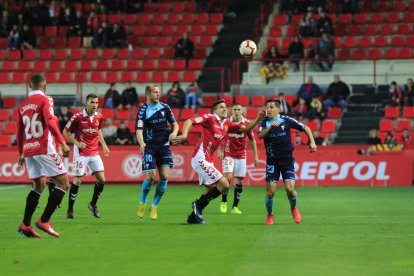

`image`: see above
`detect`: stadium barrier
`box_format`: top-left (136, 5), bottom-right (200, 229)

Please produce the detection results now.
top-left (0, 146), bottom-right (412, 186)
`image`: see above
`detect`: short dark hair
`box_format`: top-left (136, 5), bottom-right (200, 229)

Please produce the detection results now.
top-left (86, 93), bottom-right (98, 102)
top-left (391, 81), bottom-right (397, 85)
top-left (232, 102), bottom-right (242, 107)
top-left (212, 99), bottom-right (225, 110)
top-left (30, 73), bottom-right (46, 89)
top-left (145, 84), bottom-right (158, 94)
top-left (266, 98), bottom-right (280, 107)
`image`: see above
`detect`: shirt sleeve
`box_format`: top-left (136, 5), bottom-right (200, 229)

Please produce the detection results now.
top-left (43, 98), bottom-right (65, 144)
top-left (64, 113), bottom-right (79, 132)
top-left (165, 105), bottom-right (176, 124)
top-left (135, 106), bottom-right (146, 130)
top-left (258, 120), bottom-right (266, 133)
top-left (287, 116), bottom-right (306, 132)
top-left (227, 121), bottom-right (243, 132)
top-left (245, 120), bottom-right (255, 140)
top-left (191, 114), bottom-right (211, 127)
top-left (98, 116), bottom-right (104, 130)
top-left (17, 109), bottom-right (24, 154)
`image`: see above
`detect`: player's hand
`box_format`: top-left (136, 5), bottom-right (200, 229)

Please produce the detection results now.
top-left (103, 146), bottom-right (110, 157)
top-left (169, 132), bottom-right (177, 141)
top-left (140, 143), bottom-right (146, 153)
top-left (254, 158), bottom-right (259, 166)
top-left (217, 150), bottom-right (224, 160)
top-left (57, 146), bottom-right (63, 158)
top-left (62, 144), bottom-right (70, 157)
top-left (309, 142), bottom-right (317, 153)
top-left (171, 135), bottom-right (187, 145)
top-left (258, 109), bottom-right (267, 120)
top-left (271, 122), bottom-right (279, 127)
top-left (18, 155), bottom-right (25, 167)
top-left (76, 142), bottom-right (87, 149)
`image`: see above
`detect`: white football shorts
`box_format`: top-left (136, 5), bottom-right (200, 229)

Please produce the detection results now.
top-left (71, 155), bottom-right (104, 176)
top-left (191, 155), bottom-right (223, 186)
top-left (222, 157), bottom-right (247, 178)
top-left (25, 154), bottom-right (67, 179)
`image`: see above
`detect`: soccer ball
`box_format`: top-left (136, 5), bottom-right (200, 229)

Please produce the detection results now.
top-left (239, 40), bottom-right (257, 58)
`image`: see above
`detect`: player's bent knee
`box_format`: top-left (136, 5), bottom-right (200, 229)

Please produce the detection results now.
top-left (54, 175), bottom-right (70, 191)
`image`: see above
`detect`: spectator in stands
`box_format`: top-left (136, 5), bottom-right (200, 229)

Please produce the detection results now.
top-left (261, 46), bottom-right (288, 84)
top-left (323, 75), bottom-right (350, 110)
top-left (16, 14), bottom-right (25, 30)
top-left (299, 11), bottom-right (316, 37)
top-left (309, 95), bottom-right (324, 121)
top-left (278, 93), bottom-right (291, 115)
top-left (167, 81), bottom-right (186, 108)
top-left (386, 81), bottom-right (403, 107)
top-left (109, 23), bottom-right (127, 48)
top-left (92, 21), bottom-right (110, 48)
top-left (32, 0), bottom-right (50, 26)
top-left (316, 10), bottom-right (333, 36)
top-left (367, 129), bottom-right (381, 145)
top-left (400, 129), bottom-right (412, 147)
top-left (188, 80), bottom-right (204, 106)
top-left (19, 2), bottom-right (34, 25)
top-left (104, 83), bottom-right (121, 109)
top-left (86, 11), bottom-right (101, 34)
top-left (293, 98), bottom-right (308, 121)
top-left (311, 130), bottom-right (324, 145)
top-left (294, 133), bottom-right (306, 146)
top-left (403, 78), bottom-right (414, 107)
top-left (339, 0), bottom-right (358, 14)
top-left (58, 7), bottom-right (72, 26)
top-left (310, 0), bottom-right (327, 13)
top-left (196, 0), bottom-right (210, 13)
top-left (48, 0), bottom-right (59, 25)
top-left (7, 25), bottom-right (19, 49)
top-left (68, 10), bottom-right (87, 37)
top-left (101, 118), bottom-right (117, 145)
top-left (315, 32), bottom-right (335, 71)
top-left (115, 121), bottom-right (134, 145)
top-left (383, 131), bottom-right (397, 147)
top-left (294, 76), bottom-right (323, 107)
top-left (322, 133), bottom-right (335, 146)
top-left (1, 10), bottom-right (14, 37)
top-left (279, 0), bottom-right (296, 23)
top-left (185, 81), bottom-right (199, 109)
top-left (56, 107), bottom-right (73, 132)
top-left (126, 1), bottom-right (143, 13)
top-left (174, 33), bottom-right (195, 68)
top-left (288, 36), bottom-right (304, 72)
top-left (121, 81), bottom-right (139, 109)
top-left (19, 24), bottom-right (36, 49)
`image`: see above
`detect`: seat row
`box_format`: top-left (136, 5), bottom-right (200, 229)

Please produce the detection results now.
top-left (379, 118), bottom-right (413, 132)
top-left (1, 59), bottom-right (205, 72)
top-left (384, 106), bottom-right (414, 118)
top-left (0, 71), bottom-right (199, 84)
top-left (0, 47), bottom-right (208, 61)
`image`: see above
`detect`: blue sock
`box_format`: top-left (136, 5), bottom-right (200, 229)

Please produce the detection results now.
top-left (152, 180), bottom-right (168, 207)
top-left (288, 192), bottom-right (297, 209)
top-left (264, 196), bottom-right (274, 215)
top-left (140, 179), bottom-right (153, 204)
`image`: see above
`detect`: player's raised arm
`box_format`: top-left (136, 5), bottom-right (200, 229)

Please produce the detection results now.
top-left (239, 109), bottom-right (266, 133)
top-left (304, 126), bottom-right (317, 153)
top-left (171, 119), bottom-right (192, 144)
top-left (169, 122), bottom-right (179, 141)
top-left (258, 122), bottom-right (277, 139)
top-left (136, 129), bottom-right (145, 151)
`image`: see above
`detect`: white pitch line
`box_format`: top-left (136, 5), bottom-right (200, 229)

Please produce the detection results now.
top-left (0, 185), bottom-right (28, 191)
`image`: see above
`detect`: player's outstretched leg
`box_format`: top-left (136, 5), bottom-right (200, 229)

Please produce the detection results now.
top-left (150, 179), bottom-right (168, 220)
top-left (47, 178), bottom-right (61, 209)
top-left (285, 181), bottom-right (301, 224)
top-left (231, 183), bottom-right (243, 215)
top-left (67, 182), bottom-right (80, 219)
top-left (89, 182), bottom-right (104, 218)
top-left (137, 178), bottom-right (153, 218)
top-left (265, 181), bottom-right (276, 225)
top-left (18, 187), bottom-right (42, 238)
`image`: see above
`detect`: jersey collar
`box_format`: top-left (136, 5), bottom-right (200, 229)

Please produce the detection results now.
top-left (230, 115), bottom-right (244, 124)
top-left (28, 90), bottom-right (45, 96)
top-left (83, 109), bottom-right (97, 117)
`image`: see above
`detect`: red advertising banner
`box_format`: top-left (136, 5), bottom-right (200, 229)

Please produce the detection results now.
top-left (0, 147), bottom-right (412, 186)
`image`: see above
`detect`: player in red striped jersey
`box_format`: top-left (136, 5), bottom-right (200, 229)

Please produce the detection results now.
top-left (63, 93), bottom-right (109, 219)
top-left (17, 73), bottom-right (70, 238)
top-left (217, 103), bottom-right (259, 215)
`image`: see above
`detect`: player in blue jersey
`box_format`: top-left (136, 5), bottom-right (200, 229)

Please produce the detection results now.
top-left (135, 84), bottom-right (179, 220)
top-left (258, 99), bottom-right (317, 225)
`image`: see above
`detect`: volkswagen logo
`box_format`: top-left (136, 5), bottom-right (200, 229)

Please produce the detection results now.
top-left (172, 154), bottom-right (184, 166)
top-left (122, 154), bottom-right (142, 178)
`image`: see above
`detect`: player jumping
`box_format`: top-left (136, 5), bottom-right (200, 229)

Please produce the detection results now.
top-left (217, 103), bottom-right (259, 215)
top-left (63, 93), bottom-right (109, 219)
top-left (258, 99), bottom-right (317, 225)
top-left (136, 84), bottom-right (178, 220)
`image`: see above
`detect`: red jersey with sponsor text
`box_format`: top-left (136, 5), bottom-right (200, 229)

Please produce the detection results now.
top-left (65, 110), bottom-right (104, 156)
top-left (17, 90), bottom-right (65, 157)
top-left (224, 117), bottom-right (254, 159)
top-left (191, 114), bottom-right (242, 162)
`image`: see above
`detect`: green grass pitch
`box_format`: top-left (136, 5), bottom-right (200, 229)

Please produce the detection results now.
top-left (0, 185), bottom-right (413, 275)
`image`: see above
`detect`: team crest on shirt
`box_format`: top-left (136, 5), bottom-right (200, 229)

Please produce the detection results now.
top-left (224, 125), bottom-right (228, 132)
top-left (161, 111), bottom-right (165, 117)
top-left (281, 125), bottom-right (285, 131)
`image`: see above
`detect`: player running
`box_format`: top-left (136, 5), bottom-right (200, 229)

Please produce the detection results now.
top-left (217, 103), bottom-right (259, 214)
top-left (63, 93), bottom-right (109, 219)
top-left (17, 73), bottom-right (70, 238)
top-left (135, 84), bottom-right (178, 220)
top-left (258, 99), bottom-right (317, 225)
top-left (172, 99), bottom-right (266, 224)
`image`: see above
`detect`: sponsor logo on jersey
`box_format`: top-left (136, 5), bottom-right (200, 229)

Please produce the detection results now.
top-left (82, 128), bottom-right (98, 133)
top-left (137, 120), bottom-right (143, 128)
top-left (213, 133), bottom-right (225, 139)
top-left (228, 133), bottom-right (245, 138)
top-left (23, 141), bottom-right (41, 149)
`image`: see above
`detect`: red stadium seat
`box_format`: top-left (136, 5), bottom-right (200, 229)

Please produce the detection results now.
top-left (391, 36), bottom-right (405, 47)
top-left (152, 15), bottom-right (165, 25)
top-left (269, 26), bottom-right (282, 37)
top-left (246, 108), bottom-right (259, 119)
top-left (386, 13), bottom-right (400, 23)
top-left (108, 14), bottom-right (121, 25)
top-left (368, 49), bottom-right (382, 60)
top-left (354, 13), bottom-right (368, 24)
top-left (22, 49), bottom-right (36, 60)
top-left (127, 60), bottom-right (140, 71)
top-left (142, 37), bottom-right (154, 47)
top-left (364, 25), bottom-right (378, 36)
top-left (0, 110), bottom-right (9, 120)
top-left (80, 60), bottom-right (93, 71)
top-left (342, 37), bottom-right (355, 48)
top-left (374, 37), bottom-right (388, 47)
top-left (116, 109), bottom-right (131, 120)
top-left (167, 14), bottom-right (180, 25)
top-left (116, 49), bottom-right (130, 59)
top-left (54, 49), bottom-right (67, 60)
top-left (101, 108), bottom-right (115, 119)
top-left (17, 61), bottom-right (32, 71)
top-left (0, 73), bottom-right (9, 84)
top-left (379, 119), bottom-right (394, 132)
top-left (69, 48), bottom-right (83, 60)
top-left (151, 71), bottom-right (164, 82)
top-left (2, 61), bottom-right (16, 71)
top-left (251, 95), bottom-right (265, 107)
top-left (173, 59), bottom-right (186, 70)
top-left (402, 107), bottom-right (414, 118)
top-left (370, 13), bottom-right (384, 24)
top-left (380, 24), bottom-right (394, 36)
top-left (408, 2), bottom-right (414, 11)
top-left (64, 61), bottom-right (78, 72)
top-left (394, 1), bottom-right (406, 11)
top-left (172, 2), bottom-right (185, 13)
top-left (358, 37), bottom-right (371, 48)
top-left (320, 120), bottom-right (336, 132)
top-left (0, 135), bottom-right (11, 146)
top-left (306, 120), bottom-right (320, 131)
top-left (96, 60), bottom-right (109, 71)
top-left (2, 97), bottom-right (17, 108)
top-left (68, 37), bottom-right (81, 48)
top-left (338, 14), bottom-right (352, 24)
top-left (11, 109), bottom-right (18, 120)
top-left (132, 25), bottom-right (145, 36)
top-left (85, 48), bottom-right (99, 60)
top-left (90, 72), bottom-right (105, 83)
top-left (191, 25), bottom-right (204, 35)
top-left (39, 49), bottom-right (52, 60)
top-left (188, 60), bottom-right (203, 70)
top-left (32, 61), bottom-right (47, 73)
top-left (106, 72), bottom-right (119, 83)
top-left (385, 48), bottom-right (398, 59)
top-left (148, 48), bottom-right (161, 59)
top-left (12, 73), bottom-right (27, 83)
top-left (183, 71), bottom-right (197, 82)
top-left (197, 108), bottom-right (210, 116)
top-left (337, 49), bottom-right (351, 60)
top-left (327, 107), bottom-right (342, 118)
top-left (203, 96), bottom-right (218, 107)
top-left (222, 96), bottom-right (234, 106)
top-left (7, 50), bottom-right (21, 60)
top-left (273, 15), bottom-right (288, 25)
top-left (396, 119), bottom-right (411, 131)
top-left (137, 72), bottom-right (149, 83)
top-left (101, 49), bottom-right (115, 59)
top-left (352, 49), bottom-right (366, 60)
top-left (120, 71), bottom-right (135, 83)
top-left (45, 72), bottom-right (57, 83)
top-left (397, 24), bottom-right (411, 35)
top-left (44, 26), bottom-right (57, 36)
top-left (196, 13), bottom-right (209, 24)
top-left (235, 95), bottom-right (249, 106)
top-left (384, 106), bottom-right (399, 118)
top-left (399, 48), bottom-right (413, 59)
top-left (124, 14), bottom-right (137, 25)
top-left (199, 36), bottom-right (213, 47)
top-left (147, 25), bottom-right (160, 36)
top-left (181, 13), bottom-right (194, 24)
top-left (167, 72), bottom-right (181, 82)
top-left (171, 108), bottom-right (180, 119)
top-left (59, 72), bottom-right (74, 83)
top-left (180, 109), bottom-right (195, 120)
top-left (161, 25), bottom-right (175, 36)
top-left (142, 60), bottom-right (156, 70)
top-left (131, 49), bottom-right (145, 59)
top-left (111, 60), bottom-right (124, 71)
top-left (348, 25), bottom-right (363, 36)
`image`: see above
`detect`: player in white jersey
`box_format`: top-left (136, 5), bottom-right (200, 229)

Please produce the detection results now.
top-left (17, 73), bottom-right (70, 238)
